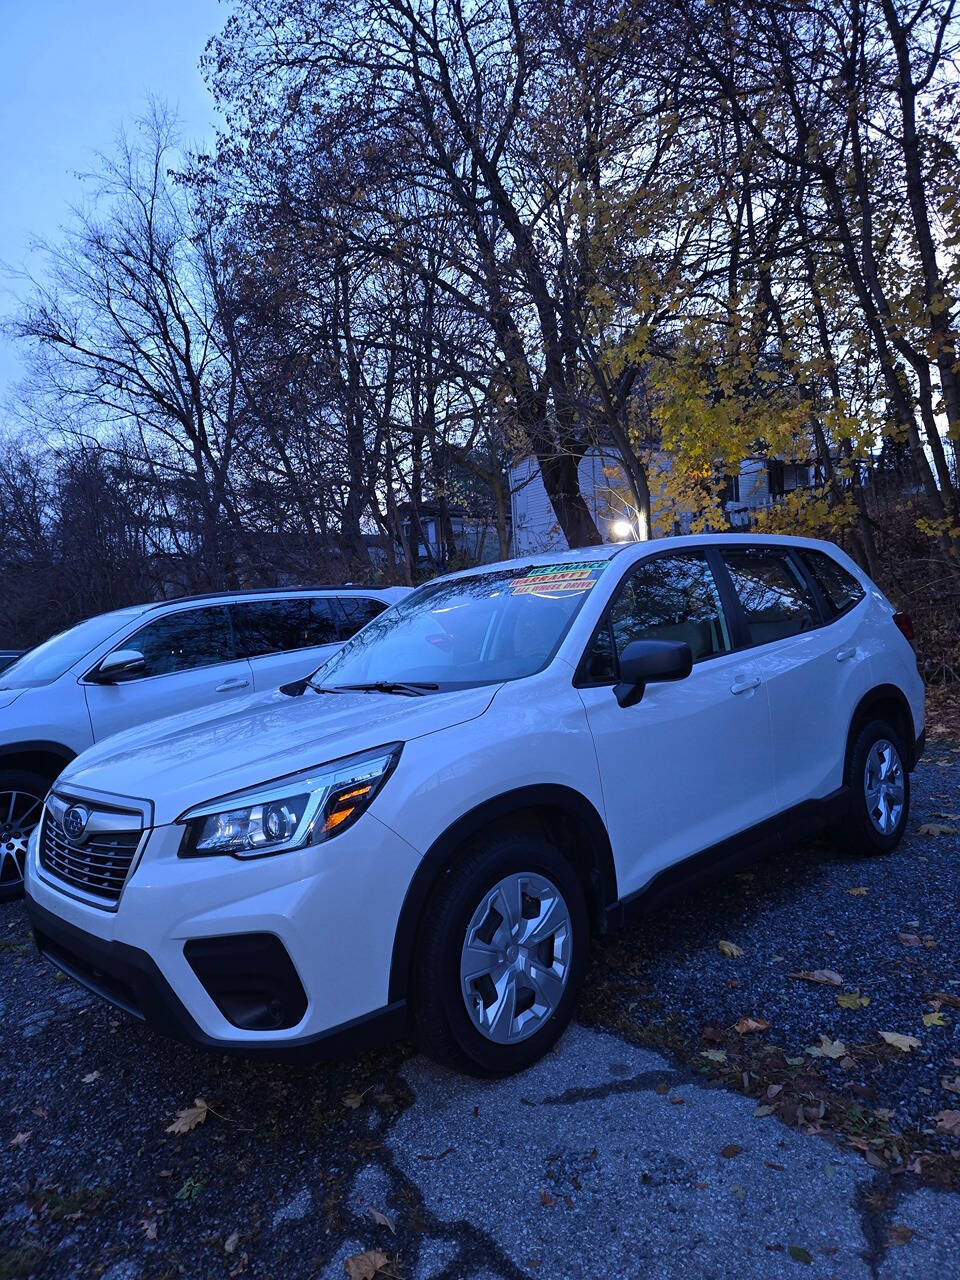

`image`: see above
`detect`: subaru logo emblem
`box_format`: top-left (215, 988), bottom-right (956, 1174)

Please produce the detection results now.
top-left (63, 805), bottom-right (90, 841)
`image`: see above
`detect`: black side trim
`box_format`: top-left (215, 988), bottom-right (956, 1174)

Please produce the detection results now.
top-left (26, 898), bottom-right (407, 1059)
top-left (0, 740), bottom-right (74, 767)
top-left (387, 784), bottom-right (616, 1003)
top-left (608, 787), bottom-right (850, 930)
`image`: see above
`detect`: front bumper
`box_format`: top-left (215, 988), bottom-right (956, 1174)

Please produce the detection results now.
top-left (27, 898), bottom-right (407, 1057)
top-left (25, 796), bottom-right (422, 1054)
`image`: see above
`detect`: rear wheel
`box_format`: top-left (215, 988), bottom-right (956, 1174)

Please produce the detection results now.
top-left (840, 720), bottom-right (910, 856)
top-left (413, 832), bottom-right (589, 1075)
top-left (0, 770), bottom-right (50, 900)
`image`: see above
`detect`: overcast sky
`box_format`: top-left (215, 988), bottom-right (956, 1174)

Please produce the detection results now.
top-left (0, 0), bottom-right (224, 404)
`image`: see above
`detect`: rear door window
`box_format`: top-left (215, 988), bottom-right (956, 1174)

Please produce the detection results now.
top-left (125, 607), bottom-right (235, 677)
top-left (721, 548), bottom-right (818, 646)
top-left (336, 597), bottom-right (387, 640)
top-left (583, 553), bottom-right (731, 682)
top-left (802, 550), bottom-right (866, 618)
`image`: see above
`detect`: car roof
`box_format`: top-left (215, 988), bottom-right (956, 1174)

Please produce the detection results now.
top-left (425, 532), bottom-right (848, 586)
top-left (133, 585), bottom-right (405, 613)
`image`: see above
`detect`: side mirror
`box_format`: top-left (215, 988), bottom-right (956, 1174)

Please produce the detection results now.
top-left (91, 648), bottom-right (146, 683)
top-left (614, 639), bottom-right (692, 708)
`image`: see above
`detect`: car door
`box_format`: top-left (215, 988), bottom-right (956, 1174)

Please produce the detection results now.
top-left (233, 597), bottom-right (343, 692)
top-left (83, 606), bottom-right (253, 742)
top-left (717, 544), bottom-right (860, 810)
top-left (576, 550), bottom-right (776, 898)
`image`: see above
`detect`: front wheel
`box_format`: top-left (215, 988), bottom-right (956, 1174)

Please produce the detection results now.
top-left (0, 770), bottom-right (50, 900)
top-left (413, 832), bottom-right (589, 1075)
top-left (839, 720), bottom-right (910, 857)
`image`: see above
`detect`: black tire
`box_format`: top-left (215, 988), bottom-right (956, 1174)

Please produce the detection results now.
top-left (838, 719), bottom-right (910, 857)
top-left (0, 769), bottom-right (51, 901)
top-left (413, 831), bottom-right (589, 1076)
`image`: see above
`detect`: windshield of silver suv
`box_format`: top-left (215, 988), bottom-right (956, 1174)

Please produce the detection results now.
top-left (0, 609), bottom-right (143, 688)
top-left (312, 560), bottom-right (612, 691)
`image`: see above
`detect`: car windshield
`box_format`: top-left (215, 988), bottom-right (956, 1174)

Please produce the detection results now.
top-left (0, 610), bottom-right (143, 689)
top-left (312, 560), bottom-right (612, 691)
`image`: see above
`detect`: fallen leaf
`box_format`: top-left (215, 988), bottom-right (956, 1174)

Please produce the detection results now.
top-left (754, 1104), bottom-right (776, 1117)
top-left (140, 1217), bottom-right (157, 1240)
top-left (807, 1035), bottom-right (847, 1059)
top-left (846, 887), bottom-right (869, 896)
top-left (539, 1187), bottom-right (555, 1207)
top-left (720, 1143), bottom-right (743, 1158)
top-left (718, 940), bottom-right (744, 958)
top-left (789, 969), bottom-right (842, 986)
top-left (8, 1131), bottom-right (32, 1148)
top-left (923, 1011), bottom-right (948, 1027)
top-left (165, 1098), bottom-right (209, 1135)
top-left (669, 1094), bottom-right (685, 1105)
top-left (934, 1110), bottom-right (960, 1137)
top-left (918, 823), bottom-right (957, 836)
top-left (898, 933), bottom-right (921, 947)
top-left (879, 1032), bottom-right (921, 1052)
top-left (837, 991), bottom-right (870, 1009)
top-left (344, 1251), bottom-right (389, 1280)
top-left (341, 1091), bottom-right (366, 1110)
top-left (787, 1245), bottom-right (812, 1264)
top-left (734, 1017), bottom-right (770, 1035)
top-left (368, 1206), bottom-right (396, 1233)
top-left (701, 1049), bottom-right (727, 1063)
top-left (885, 1225), bottom-right (914, 1248)
top-left (229, 1252), bottom-right (248, 1277)
top-left (224, 1232), bottom-right (240, 1255)
top-left (81, 1071), bottom-right (100, 1084)
top-left (942, 1076), bottom-right (960, 1095)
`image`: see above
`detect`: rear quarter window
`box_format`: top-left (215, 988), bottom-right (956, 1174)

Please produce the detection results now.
top-left (802, 550), bottom-right (866, 618)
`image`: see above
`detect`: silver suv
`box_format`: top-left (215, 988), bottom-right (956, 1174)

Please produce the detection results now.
top-left (0, 585), bottom-right (407, 897)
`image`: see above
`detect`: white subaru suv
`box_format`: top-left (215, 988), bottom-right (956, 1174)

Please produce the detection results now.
top-left (0, 586), bottom-right (405, 898)
top-left (24, 536), bottom-right (923, 1075)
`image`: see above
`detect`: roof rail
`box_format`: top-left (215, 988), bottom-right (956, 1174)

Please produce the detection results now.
top-left (142, 585), bottom-right (382, 610)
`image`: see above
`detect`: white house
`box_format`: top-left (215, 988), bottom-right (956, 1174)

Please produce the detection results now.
top-left (509, 448), bottom-right (815, 554)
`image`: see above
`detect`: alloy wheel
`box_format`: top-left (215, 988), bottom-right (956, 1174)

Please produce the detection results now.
top-left (0, 790), bottom-right (43, 888)
top-left (459, 871), bottom-right (573, 1044)
top-left (863, 739), bottom-right (904, 836)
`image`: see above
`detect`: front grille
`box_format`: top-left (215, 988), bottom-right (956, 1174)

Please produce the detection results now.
top-left (39, 814), bottom-right (141, 903)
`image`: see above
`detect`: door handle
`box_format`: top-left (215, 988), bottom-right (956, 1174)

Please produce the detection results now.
top-left (730, 675), bottom-right (761, 695)
top-left (216, 677), bottom-right (250, 692)
top-left (836, 646), bottom-right (856, 662)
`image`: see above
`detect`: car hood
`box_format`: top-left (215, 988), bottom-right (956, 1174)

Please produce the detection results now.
top-left (60, 684), bottom-right (498, 824)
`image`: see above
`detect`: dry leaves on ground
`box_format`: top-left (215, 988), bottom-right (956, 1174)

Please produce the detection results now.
top-left (344, 1250), bottom-right (390, 1280)
top-left (368, 1206), bottom-right (396, 1233)
top-left (789, 969), bottom-right (842, 986)
top-left (734, 1017), bottom-right (770, 1035)
top-left (846, 886), bottom-right (869, 896)
top-left (922, 1011), bottom-right (948, 1027)
top-left (879, 1032), bottom-right (921, 1053)
top-left (717, 940), bottom-right (744, 957)
top-left (934, 1110), bottom-right (960, 1137)
top-left (165, 1098), bottom-right (209, 1135)
top-left (807, 1035), bottom-right (847, 1059)
top-left (917, 823), bottom-right (957, 836)
top-left (837, 991), bottom-right (870, 1009)
top-left (8, 1131), bottom-right (32, 1148)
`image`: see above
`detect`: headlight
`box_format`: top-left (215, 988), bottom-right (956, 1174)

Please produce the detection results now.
top-left (177, 743), bottom-right (402, 858)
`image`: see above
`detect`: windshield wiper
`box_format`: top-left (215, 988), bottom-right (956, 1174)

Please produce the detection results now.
top-left (334, 680), bottom-right (440, 697)
top-left (280, 677), bottom-right (349, 697)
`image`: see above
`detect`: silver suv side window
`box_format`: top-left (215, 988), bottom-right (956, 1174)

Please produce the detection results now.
top-left (336, 597), bottom-right (387, 639)
top-left (122, 607), bottom-right (235, 677)
top-left (721, 548), bottom-right (818, 645)
top-left (584, 553), bottom-right (731, 682)
top-left (231, 599), bottom-right (340, 658)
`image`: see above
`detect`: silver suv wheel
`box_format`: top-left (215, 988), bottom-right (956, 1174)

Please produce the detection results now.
top-left (459, 871), bottom-right (572, 1045)
top-left (0, 789), bottom-right (42, 888)
top-left (863, 738), bottom-right (904, 835)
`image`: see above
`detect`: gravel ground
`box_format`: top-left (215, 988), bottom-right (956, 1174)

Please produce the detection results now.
top-left (1, 748), bottom-right (958, 1279)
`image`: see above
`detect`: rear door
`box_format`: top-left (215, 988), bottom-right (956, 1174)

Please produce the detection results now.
top-left (717, 544), bottom-right (865, 809)
top-left (576, 549), bottom-right (776, 897)
top-left (232, 597), bottom-right (343, 692)
top-left (83, 606), bottom-right (253, 741)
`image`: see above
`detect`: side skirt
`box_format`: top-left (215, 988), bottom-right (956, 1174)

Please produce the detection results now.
top-left (607, 786), bottom-right (850, 932)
